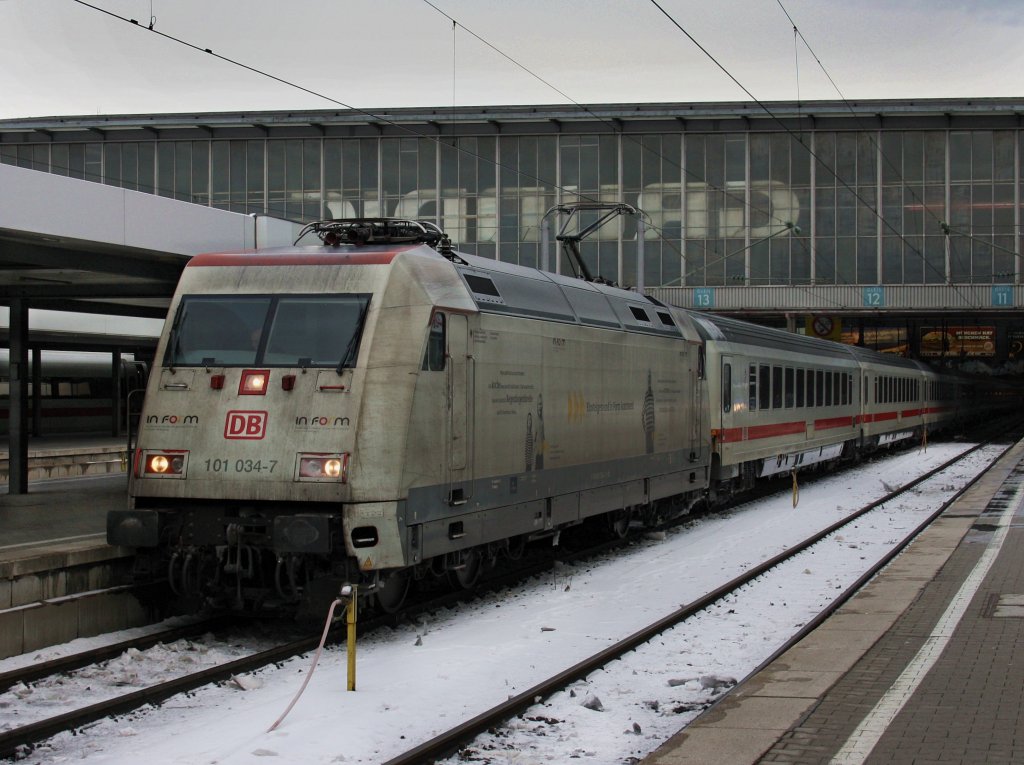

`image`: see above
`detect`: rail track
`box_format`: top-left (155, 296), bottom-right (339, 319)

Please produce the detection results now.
top-left (0, 612), bottom-right (234, 696)
top-left (1, 432), bottom-right (1012, 762)
top-left (381, 434), bottom-right (1017, 765)
top-left (0, 537), bottom-right (605, 759)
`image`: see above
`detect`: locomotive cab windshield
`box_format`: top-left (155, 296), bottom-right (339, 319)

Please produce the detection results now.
top-left (165, 293), bottom-right (371, 368)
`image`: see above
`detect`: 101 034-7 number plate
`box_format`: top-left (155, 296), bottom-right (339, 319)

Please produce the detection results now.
top-left (204, 458), bottom-right (278, 474)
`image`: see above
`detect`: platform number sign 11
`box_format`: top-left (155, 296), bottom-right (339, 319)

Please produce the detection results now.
top-left (863, 286), bottom-right (885, 307)
top-left (693, 288), bottom-right (715, 308)
top-left (992, 285), bottom-right (1013, 307)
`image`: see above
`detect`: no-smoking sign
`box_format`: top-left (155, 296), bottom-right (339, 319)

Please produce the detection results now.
top-left (812, 316), bottom-right (834, 337)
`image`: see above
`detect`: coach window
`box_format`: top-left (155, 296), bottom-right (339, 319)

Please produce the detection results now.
top-left (784, 367), bottom-right (794, 408)
top-left (836, 373), bottom-right (844, 406)
top-left (815, 370), bottom-right (824, 407)
top-left (823, 371), bottom-right (832, 406)
top-left (759, 364), bottom-right (771, 410)
top-left (748, 364), bottom-right (757, 411)
top-left (796, 369), bottom-right (805, 407)
top-left (722, 363), bottom-right (732, 412)
top-left (772, 366), bottom-right (783, 409)
top-left (422, 312), bottom-right (446, 371)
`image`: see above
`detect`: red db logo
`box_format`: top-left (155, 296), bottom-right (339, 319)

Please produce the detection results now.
top-left (224, 410), bottom-right (268, 440)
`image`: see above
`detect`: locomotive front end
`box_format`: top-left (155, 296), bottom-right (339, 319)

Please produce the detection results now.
top-left (108, 237), bottom-right (452, 612)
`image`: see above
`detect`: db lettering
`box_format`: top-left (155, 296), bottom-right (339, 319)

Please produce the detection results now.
top-left (224, 411), bottom-right (268, 440)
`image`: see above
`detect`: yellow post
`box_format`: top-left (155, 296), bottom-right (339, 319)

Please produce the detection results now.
top-left (346, 585), bottom-right (358, 691)
top-left (791, 469), bottom-right (799, 508)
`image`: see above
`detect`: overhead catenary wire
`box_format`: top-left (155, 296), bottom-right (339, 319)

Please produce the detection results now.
top-left (66, 0), bottom-right (603, 210)
top-left (70, 0), bottom-right (787, 274)
top-left (418, 0), bottom-right (787, 233)
top-left (648, 0), bottom-right (982, 308)
top-left (772, 0), bottom-right (1015, 300)
top-left (68, 0), bottom-right (805, 289)
top-left (63, 0), bottom-right (988, 304)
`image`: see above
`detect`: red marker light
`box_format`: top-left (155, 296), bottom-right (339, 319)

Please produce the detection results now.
top-left (210, 374), bottom-right (225, 390)
top-left (281, 374), bottom-right (296, 391)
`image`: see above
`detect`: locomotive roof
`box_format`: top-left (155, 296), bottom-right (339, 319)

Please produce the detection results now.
top-left (451, 250), bottom-right (694, 339)
top-left (184, 243), bottom-right (693, 338)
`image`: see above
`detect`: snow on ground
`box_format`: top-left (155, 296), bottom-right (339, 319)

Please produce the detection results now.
top-left (6, 441), bottom-right (1000, 765)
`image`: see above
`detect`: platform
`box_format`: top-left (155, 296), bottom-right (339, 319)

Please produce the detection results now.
top-left (0, 434), bottom-right (130, 485)
top-left (0, 440), bottom-right (142, 658)
top-left (644, 438), bottom-right (1024, 764)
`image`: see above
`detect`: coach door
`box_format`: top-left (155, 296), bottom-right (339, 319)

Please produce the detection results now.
top-left (446, 314), bottom-right (474, 504)
top-left (690, 343), bottom-right (706, 461)
top-left (719, 355), bottom-right (736, 439)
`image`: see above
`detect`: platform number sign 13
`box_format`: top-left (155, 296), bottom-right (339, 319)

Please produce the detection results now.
top-left (863, 286), bottom-right (885, 307)
top-left (693, 288), bottom-right (715, 308)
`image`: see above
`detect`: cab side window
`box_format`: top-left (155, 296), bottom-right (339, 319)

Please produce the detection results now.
top-left (422, 312), bottom-right (447, 371)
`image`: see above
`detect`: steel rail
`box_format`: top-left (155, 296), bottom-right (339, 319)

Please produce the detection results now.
top-left (0, 633), bottom-right (324, 760)
top-left (0, 612), bottom-right (234, 695)
top-left (0, 555), bottom-right (570, 759)
top-left (381, 435), bottom-right (1015, 765)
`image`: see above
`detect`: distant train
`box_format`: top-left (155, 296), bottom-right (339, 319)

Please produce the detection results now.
top-left (0, 350), bottom-right (147, 436)
top-left (107, 219), bottom-right (1010, 615)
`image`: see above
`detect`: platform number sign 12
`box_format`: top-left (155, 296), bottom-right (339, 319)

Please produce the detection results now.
top-left (863, 286), bottom-right (885, 307)
top-left (693, 288), bottom-right (715, 308)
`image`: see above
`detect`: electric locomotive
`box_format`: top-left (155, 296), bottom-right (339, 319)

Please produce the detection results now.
top-left (108, 219), bottom-right (712, 613)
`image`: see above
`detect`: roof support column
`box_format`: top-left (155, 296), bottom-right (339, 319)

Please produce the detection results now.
top-left (111, 349), bottom-right (122, 437)
top-left (31, 348), bottom-right (41, 437)
top-left (7, 298), bottom-right (29, 494)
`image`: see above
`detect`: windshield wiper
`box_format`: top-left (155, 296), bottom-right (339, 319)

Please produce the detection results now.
top-left (337, 299), bottom-right (371, 373)
top-left (165, 304), bottom-right (188, 367)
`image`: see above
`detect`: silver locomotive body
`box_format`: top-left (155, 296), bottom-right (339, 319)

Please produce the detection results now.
top-left (109, 234), bottom-right (711, 610)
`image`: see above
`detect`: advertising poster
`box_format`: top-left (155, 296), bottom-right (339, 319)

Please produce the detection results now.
top-left (919, 327), bottom-right (996, 357)
top-left (1008, 329), bottom-right (1024, 358)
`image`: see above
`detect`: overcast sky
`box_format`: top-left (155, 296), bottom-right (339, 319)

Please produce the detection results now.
top-left (1, 0), bottom-right (1023, 120)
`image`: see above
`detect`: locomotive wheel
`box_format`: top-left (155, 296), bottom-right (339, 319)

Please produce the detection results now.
top-left (449, 549), bottom-right (482, 590)
top-left (375, 571), bottom-right (411, 614)
top-left (609, 509), bottom-right (631, 539)
top-left (506, 534), bottom-right (527, 561)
